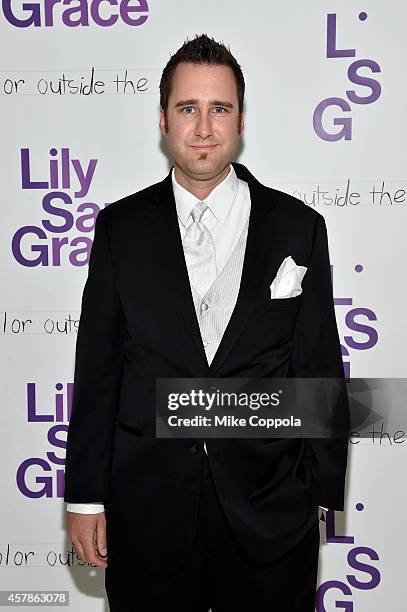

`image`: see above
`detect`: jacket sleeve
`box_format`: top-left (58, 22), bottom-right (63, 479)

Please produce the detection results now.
top-left (290, 213), bottom-right (349, 510)
top-left (64, 208), bottom-right (124, 503)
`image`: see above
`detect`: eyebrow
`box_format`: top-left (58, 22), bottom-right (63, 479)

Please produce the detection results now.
top-left (174, 99), bottom-right (234, 109)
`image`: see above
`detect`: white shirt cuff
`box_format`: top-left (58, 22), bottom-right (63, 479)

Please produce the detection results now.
top-left (66, 503), bottom-right (105, 514)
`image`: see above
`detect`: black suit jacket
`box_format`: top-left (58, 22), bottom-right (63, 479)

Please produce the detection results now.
top-left (64, 161), bottom-right (349, 573)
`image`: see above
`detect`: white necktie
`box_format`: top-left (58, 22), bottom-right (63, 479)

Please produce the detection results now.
top-left (183, 200), bottom-right (218, 296)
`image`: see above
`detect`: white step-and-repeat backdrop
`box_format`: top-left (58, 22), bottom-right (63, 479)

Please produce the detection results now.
top-left (1, 1), bottom-right (406, 610)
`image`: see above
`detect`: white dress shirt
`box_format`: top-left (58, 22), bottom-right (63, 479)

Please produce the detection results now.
top-left (66, 163), bottom-right (327, 515)
top-left (173, 163), bottom-right (250, 277)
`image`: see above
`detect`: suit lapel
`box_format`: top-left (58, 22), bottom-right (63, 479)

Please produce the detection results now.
top-left (209, 163), bottom-right (279, 374)
top-left (148, 162), bottom-right (280, 375)
top-left (148, 170), bottom-right (207, 364)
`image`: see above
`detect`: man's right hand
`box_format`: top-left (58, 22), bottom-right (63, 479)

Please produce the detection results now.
top-left (67, 511), bottom-right (108, 568)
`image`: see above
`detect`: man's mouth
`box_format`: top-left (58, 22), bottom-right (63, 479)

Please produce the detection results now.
top-left (190, 144), bottom-right (218, 150)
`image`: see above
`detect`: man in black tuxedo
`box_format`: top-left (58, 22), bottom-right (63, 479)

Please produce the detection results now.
top-left (65, 34), bottom-right (349, 611)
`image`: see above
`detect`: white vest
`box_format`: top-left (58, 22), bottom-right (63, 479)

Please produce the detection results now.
top-left (190, 217), bottom-right (249, 366)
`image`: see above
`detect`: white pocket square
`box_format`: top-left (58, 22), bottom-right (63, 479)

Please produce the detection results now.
top-left (270, 256), bottom-right (307, 299)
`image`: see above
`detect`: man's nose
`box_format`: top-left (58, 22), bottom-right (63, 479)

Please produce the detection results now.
top-left (195, 113), bottom-right (213, 139)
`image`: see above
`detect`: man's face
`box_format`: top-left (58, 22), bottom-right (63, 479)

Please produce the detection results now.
top-left (159, 62), bottom-right (244, 181)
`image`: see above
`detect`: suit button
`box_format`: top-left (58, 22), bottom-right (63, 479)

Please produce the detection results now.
top-left (189, 444), bottom-right (199, 454)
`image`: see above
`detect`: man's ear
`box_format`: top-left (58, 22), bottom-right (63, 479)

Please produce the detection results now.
top-left (159, 107), bottom-right (167, 135)
top-left (238, 113), bottom-right (245, 136)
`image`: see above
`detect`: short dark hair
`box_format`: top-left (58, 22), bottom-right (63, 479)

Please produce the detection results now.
top-left (159, 33), bottom-right (245, 116)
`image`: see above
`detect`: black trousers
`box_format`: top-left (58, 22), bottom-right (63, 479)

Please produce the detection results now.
top-left (105, 451), bottom-right (320, 612)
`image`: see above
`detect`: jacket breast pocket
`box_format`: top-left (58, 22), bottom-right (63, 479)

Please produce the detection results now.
top-left (257, 294), bottom-right (303, 313)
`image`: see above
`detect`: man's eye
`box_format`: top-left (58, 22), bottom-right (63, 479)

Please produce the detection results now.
top-left (181, 106), bottom-right (226, 114)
